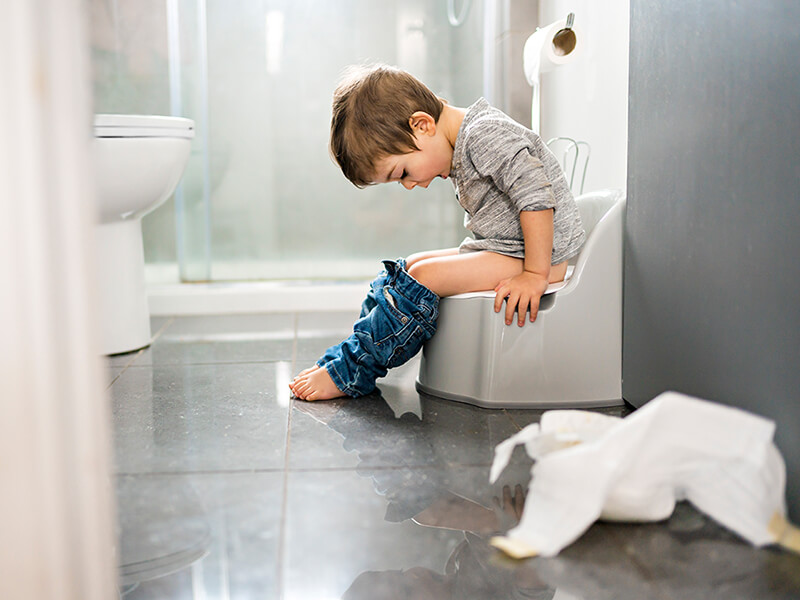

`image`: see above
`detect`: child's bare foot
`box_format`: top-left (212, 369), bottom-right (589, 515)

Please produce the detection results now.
top-left (292, 365), bottom-right (345, 401)
top-left (289, 364), bottom-right (321, 394)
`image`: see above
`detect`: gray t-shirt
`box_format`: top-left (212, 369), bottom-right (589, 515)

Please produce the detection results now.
top-left (451, 98), bottom-right (585, 264)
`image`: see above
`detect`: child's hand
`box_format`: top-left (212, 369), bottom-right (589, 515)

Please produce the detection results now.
top-left (494, 271), bottom-right (550, 326)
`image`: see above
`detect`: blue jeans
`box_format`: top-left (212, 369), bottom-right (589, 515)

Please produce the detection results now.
top-left (317, 259), bottom-right (439, 397)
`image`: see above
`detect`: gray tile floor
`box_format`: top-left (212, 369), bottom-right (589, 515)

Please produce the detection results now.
top-left (108, 312), bottom-right (800, 599)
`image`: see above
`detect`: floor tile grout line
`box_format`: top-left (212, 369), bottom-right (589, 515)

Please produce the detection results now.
top-left (277, 436), bottom-right (291, 600)
top-left (151, 316), bottom-right (176, 342)
top-left (277, 312), bottom-right (300, 600)
top-left (105, 316), bottom-right (176, 389)
top-left (287, 461), bottom-right (503, 473)
top-left (112, 462), bottom-right (505, 477)
top-left (113, 468), bottom-right (287, 477)
top-left (120, 359), bottom-right (293, 369)
top-left (503, 409), bottom-right (523, 431)
top-left (279, 439), bottom-right (293, 600)
top-left (504, 409), bottom-right (547, 432)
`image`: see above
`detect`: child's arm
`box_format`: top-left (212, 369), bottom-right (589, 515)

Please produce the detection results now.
top-left (493, 209), bottom-right (554, 326)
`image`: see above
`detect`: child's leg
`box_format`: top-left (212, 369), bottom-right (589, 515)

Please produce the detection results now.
top-left (291, 364), bottom-right (337, 401)
top-left (292, 259), bottom-right (439, 401)
top-left (405, 247), bottom-right (459, 270)
top-left (292, 251), bottom-right (514, 401)
top-left (406, 251), bottom-right (567, 297)
top-left (291, 252), bottom-right (564, 402)
top-left (290, 251), bottom-right (456, 398)
top-left (353, 248), bottom-right (456, 321)
top-left (354, 248), bottom-right (455, 321)
top-left (406, 250), bottom-right (523, 297)
top-left (291, 256), bottom-right (411, 395)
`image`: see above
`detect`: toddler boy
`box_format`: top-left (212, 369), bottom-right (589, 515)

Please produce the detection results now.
top-left (290, 64), bottom-right (584, 401)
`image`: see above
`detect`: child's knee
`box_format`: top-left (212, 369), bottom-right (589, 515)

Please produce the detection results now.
top-left (405, 251), bottom-right (431, 270)
top-left (405, 248), bottom-right (458, 271)
top-left (407, 259), bottom-right (440, 293)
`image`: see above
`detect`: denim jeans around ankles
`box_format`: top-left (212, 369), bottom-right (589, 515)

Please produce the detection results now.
top-left (317, 258), bottom-right (439, 397)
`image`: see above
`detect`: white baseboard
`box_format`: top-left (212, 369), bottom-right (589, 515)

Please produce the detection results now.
top-left (147, 281), bottom-right (369, 316)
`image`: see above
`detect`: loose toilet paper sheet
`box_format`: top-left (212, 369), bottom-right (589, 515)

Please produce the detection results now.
top-left (490, 391), bottom-right (800, 558)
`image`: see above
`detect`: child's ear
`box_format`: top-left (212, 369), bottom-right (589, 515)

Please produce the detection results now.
top-left (408, 111), bottom-right (436, 136)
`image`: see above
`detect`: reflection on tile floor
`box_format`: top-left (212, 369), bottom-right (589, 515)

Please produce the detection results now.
top-left (108, 313), bottom-right (800, 599)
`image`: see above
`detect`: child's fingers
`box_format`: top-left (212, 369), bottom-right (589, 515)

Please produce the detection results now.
top-left (505, 292), bottom-right (520, 325)
top-left (518, 297), bottom-right (529, 326)
top-left (494, 277), bottom-right (513, 299)
top-left (528, 297), bottom-right (539, 323)
top-left (494, 286), bottom-right (508, 313)
top-left (529, 292), bottom-right (544, 322)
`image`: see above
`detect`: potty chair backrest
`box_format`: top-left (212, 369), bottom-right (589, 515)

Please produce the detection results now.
top-left (568, 189), bottom-right (626, 284)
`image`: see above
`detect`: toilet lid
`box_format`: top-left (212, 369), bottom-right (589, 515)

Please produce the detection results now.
top-left (94, 114), bottom-right (195, 139)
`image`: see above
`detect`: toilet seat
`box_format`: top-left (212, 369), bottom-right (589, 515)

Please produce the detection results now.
top-left (94, 114), bottom-right (195, 139)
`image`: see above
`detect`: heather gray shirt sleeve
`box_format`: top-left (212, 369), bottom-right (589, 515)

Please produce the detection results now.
top-left (467, 119), bottom-right (557, 213)
top-left (451, 98), bottom-right (585, 264)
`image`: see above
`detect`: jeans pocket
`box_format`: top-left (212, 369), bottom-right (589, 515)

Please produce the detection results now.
top-left (382, 287), bottom-right (412, 326)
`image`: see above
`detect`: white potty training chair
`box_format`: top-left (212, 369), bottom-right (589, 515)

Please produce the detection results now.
top-left (417, 189), bottom-right (625, 408)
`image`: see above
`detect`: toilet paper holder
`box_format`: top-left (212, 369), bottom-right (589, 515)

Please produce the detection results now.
top-left (551, 13), bottom-right (577, 57)
top-left (525, 13), bottom-right (582, 132)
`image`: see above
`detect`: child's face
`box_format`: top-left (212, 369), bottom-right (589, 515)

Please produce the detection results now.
top-left (371, 115), bottom-right (453, 190)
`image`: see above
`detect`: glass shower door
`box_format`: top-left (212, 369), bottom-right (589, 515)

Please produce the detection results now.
top-left (92, 0), bottom-right (488, 282)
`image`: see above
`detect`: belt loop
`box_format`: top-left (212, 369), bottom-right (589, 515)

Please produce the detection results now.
top-left (381, 258), bottom-right (404, 278)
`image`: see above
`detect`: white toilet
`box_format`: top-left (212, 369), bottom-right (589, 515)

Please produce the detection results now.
top-left (93, 114), bottom-right (194, 355)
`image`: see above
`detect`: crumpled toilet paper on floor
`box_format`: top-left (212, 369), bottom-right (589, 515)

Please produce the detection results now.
top-left (489, 391), bottom-right (800, 558)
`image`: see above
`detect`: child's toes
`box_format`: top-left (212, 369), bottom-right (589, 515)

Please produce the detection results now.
top-left (290, 365), bottom-right (322, 393)
top-left (295, 365), bottom-right (321, 380)
top-left (294, 379), bottom-right (311, 400)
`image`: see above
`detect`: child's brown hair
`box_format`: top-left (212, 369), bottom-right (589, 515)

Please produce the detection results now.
top-left (330, 64), bottom-right (444, 188)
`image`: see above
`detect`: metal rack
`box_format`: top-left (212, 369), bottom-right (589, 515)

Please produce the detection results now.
top-left (546, 136), bottom-right (591, 195)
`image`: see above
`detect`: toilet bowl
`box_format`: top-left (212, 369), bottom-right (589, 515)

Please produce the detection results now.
top-left (93, 114), bottom-right (194, 355)
top-left (417, 189), bottom-right (625, 408)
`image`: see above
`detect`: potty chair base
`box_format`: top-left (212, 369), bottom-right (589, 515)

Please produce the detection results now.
top-left (416, 190), bottom-right (625, 409)
top-left (415, 292), bottom-right (623, 409)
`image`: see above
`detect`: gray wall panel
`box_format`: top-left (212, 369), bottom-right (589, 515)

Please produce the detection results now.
top-left (625, 1), bottom-right (800, 517)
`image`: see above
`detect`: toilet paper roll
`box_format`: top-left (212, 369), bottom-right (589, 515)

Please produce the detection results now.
top-left (524, 16), bottom-right (583, 132)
